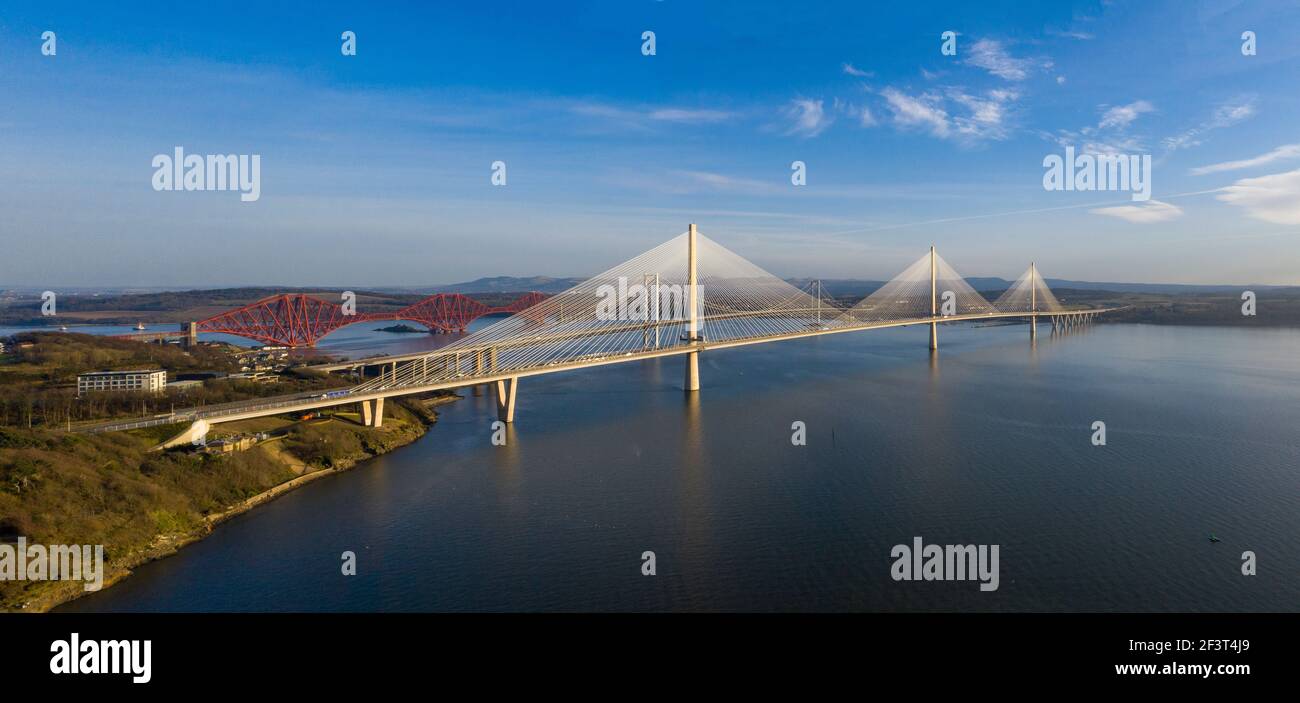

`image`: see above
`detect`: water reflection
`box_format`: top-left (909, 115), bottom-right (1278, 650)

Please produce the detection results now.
top-left (56, 323), bottom-right (1300, 613)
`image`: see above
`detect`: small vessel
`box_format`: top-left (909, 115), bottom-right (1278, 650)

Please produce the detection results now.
top-left (135, 322), bottom-right (147, 331)
top-left (1209, 534), bottom-right (1221, 543)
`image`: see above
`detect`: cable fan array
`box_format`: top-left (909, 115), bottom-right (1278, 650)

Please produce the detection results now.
top-left (352, 232), bottom-right (850, 391)
top-left (351, 233), bottom-right (1065, 393)
top-left (992, 265), bottom-right (1063, 313)
top-left (840, 249), bottom-right (996, 324)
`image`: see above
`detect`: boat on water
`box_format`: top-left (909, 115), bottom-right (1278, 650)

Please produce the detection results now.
top-left (135, 322), bottom-right (147, 331)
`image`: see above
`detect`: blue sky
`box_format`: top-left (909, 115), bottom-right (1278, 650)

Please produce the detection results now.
top-left (2, 0), bottom-right (1299, 287)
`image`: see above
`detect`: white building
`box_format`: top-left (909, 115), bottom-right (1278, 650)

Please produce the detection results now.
top-left (77, 369), bottom-right (167, 395)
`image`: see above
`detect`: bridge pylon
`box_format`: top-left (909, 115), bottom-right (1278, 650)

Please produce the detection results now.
top-left (685, 223), bottom-right (701, 391)
top-left (1030, 261), bottom-right (1038, 340)
top-left (929, 245), bottom-right (938, 351)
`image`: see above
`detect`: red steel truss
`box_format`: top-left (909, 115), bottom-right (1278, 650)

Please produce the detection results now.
top-left (396, 291), bottom-right (547, 334)
top-left (196, 292), bottom-right (547, 347)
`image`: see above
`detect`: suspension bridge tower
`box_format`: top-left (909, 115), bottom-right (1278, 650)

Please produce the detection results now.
top-left (929, 245), bottom-right (938, 351)
top-left (685, 223), bottom-right (701, 391)
top-left (1030, 261), bottom-right (1038, 340)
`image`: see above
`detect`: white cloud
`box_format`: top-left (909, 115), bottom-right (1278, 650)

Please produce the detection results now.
top-left (1191, 144), bottom-right (1300, 175)
top-left (881, 88), bottom-right (950, 138)
top-left (880, 86), bottom-right (1018, 142)
top-left (1216, 168), bottom-right (1300, 224)
top-left (1047, 100), bottom-right (1155, 156)
top-left (648, 108), bottom-right (734, 124)
top-left (1163, 98), bottom-right (1257, 152)
top-left (1213, 100), bottom-right (1256, 124)
top-left (1080, 137), bottom-right (1145, 155)
top-left (1047, 29), bottom-right (1095, 40)
top-left (950, 89), bottom-right (1016, 140)
top-left (858, 105), bottom-right (878, 127)
top-left (783, 99), bottom-right (833, 137)
top-left (1056, 75), bottom-right (1066, 85)
top-left (674, 170), bottom-right (783, 195)
top-left (569, 102), bottom-right (735, 129)
top-left (1098, 100), bottom-right (1155, 130)
top-left (833, 97), bottom-right (878, 128)
top-left (965, 39), bottom-right (1034, 80)
top-left (1090, 200), bottom-right (1183, 223)
top-left (842, 62), bottom-right (873, 78)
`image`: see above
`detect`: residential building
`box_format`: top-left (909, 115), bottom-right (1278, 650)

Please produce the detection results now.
top-left (77, 369), bottom-right (167, 395)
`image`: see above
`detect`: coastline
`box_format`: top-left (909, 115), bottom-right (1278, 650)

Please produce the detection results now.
top-left (21, 394), bottom-right (460, 613)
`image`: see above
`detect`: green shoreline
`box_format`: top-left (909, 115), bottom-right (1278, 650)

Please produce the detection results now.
top-left (4, 394), bottom-right (458, 613)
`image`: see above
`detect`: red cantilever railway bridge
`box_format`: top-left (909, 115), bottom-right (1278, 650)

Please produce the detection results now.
top-left (194, 291), bottom-right (547, 347)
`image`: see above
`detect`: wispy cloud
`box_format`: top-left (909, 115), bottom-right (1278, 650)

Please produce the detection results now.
top-left (1046, 28), bottom-right (1095, 40)
top-left (1162, 98), bottom-right (1257, 152)
top-left (881, 88), bottom-right (950, 138)
top-left (1098, 100), bottom-right (1155, 130)
top-left (964, 39), bottom-right (1040, 81)
top-left (648, 108), bottom-right (735, 124)
top-left (1216, 168), bottom-right (1300, 224)
top-left (1046, 100), bottom-right (1154, 155)
top-left (842, 62), bottom-right (873, 78)
top-left (833, 97), bottom-right (877, 127)
top-left (1090, 200), bottom-right (1184, 223)
top-left (569, 102), bottom-right (736, 129)
top-left (1191, 143), bottom-right (1300, 175)
top-left (856, 104), bottom-right (878, 127)
top-left (880, 86), bottom-right (1017, 142)
top-left (950, 89), bottom-right (1017, 140)
top-left (673, 170), bottom-right (784, 195)
top-left (782, 98), bottom-right (833, 137)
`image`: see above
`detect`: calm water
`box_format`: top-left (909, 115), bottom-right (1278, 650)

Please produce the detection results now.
top-left (0, 317), bottom-right (498, 360)
top-left (60, 323), bottom-right (1300, 612)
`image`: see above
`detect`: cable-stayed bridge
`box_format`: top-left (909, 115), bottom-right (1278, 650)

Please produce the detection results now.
top-left (81, 226), bottom-right (1116, 436)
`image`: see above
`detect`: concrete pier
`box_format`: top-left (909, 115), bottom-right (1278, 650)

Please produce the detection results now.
top-left (495, 377), bottom-right (519, 423)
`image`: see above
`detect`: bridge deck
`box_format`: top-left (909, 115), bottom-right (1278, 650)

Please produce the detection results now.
top-left (78, 308), bottom-right (1117, 434)
top-left (310, 307), bottom-right (1108, 372)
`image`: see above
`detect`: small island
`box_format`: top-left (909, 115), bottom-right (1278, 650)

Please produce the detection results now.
top-left (375, 324), bottom-right (427, 334)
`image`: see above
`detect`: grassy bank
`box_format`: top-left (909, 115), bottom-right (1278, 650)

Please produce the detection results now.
top-left (0, 332), bottom-right (352, 429)
top-left (0, 394), bottom-right (453, 612)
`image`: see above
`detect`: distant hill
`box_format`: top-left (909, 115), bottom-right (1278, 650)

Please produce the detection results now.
top-left (1046, 279), bottom-right (1295, 294)
top-left (790, 277), bottom-right (1296, 296)
top-left (5, 276), bottom-right (1294, 301)
top-left (5, 274), bottom-right (1296, 327)
top-left (423, 276), bottom-right (584, 294)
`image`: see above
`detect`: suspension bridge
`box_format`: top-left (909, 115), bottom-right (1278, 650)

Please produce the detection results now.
top-left (81, 225), bottom-right (1116, 438)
